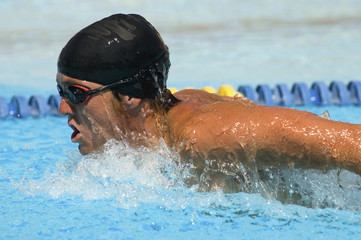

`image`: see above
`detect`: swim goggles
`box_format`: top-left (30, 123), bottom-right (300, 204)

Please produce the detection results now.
top-left (57, 51), bottom-right (169, 104)
top-left (57, 78), bottom-right (133, 104)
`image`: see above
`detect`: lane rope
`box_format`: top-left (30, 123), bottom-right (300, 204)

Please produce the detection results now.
top-left (1, 81), bottom-right (361, 118)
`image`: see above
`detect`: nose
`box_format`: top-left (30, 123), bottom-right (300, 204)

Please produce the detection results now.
top-left (58, 98), bottom-right (73, 116)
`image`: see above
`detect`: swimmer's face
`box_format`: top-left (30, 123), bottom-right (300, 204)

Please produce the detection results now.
top-left (57, 73), bottom-right (127, 155)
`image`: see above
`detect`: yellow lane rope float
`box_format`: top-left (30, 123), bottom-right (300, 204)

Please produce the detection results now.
top-left (169, 85), bottom-right (244, 97)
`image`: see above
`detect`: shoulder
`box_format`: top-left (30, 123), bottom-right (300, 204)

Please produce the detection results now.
top-left (172, 88), bottom-right (258, 116)
top-left (168, 89), bottom-right (255, 130)
top-left (167, 89), bottom-right (258, 156)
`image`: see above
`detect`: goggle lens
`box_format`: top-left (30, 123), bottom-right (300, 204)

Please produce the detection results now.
top-left (57, 84), bottom-right (90, 104)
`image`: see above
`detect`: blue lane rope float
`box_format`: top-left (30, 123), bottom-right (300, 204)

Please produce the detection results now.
top-left (273, 84), bottom-right (293, 107)
top-left (238, 85), bottom-right (256, 102)
top-left (0, 95), bottom-right (61, 119)
top-left (256, 84), bottom-right (274, 106)
top-left (310, 82), bottom-right (331, 106)
top-left (1, 81), bottom-right (361, 119)
top-left (329, 81), bottom-right (350, 106)
top-left (238, 81), bottom-right (361, 107)
top-left (348, 81), bottom-right (361, 106)
top-left (292, 83), bottom-right (312, 106)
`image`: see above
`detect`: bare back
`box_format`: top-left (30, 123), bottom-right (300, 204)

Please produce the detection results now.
top-left (167, 89), bottom-right (361, 180)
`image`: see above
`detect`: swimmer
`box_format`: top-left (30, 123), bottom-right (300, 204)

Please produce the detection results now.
top-left (56, 13), bottom-right (361, 192)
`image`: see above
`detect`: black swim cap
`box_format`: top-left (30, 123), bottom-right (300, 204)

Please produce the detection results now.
top-left (58, 13), bottom-right (170, 99)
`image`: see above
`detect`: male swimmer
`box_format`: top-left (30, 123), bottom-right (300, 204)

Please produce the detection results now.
top-left (56, 14), bottom-right (361, 192)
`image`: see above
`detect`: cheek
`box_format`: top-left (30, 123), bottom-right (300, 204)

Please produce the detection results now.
top-left (81, 98), bottom-right (125, 140)
top-left (82, 109), bottom-right (110, 137)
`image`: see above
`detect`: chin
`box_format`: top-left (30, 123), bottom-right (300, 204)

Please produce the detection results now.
top-left (78, 144), bottom-right (93, 155)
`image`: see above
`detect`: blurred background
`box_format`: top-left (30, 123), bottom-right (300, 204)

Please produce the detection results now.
top-left (1, 0), bottom-right (361, 96)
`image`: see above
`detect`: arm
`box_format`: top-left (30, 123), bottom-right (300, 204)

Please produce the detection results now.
top-left (246, 106), bottom-right (361, 173)
top-left (169, 90), bottom-right (361, 175)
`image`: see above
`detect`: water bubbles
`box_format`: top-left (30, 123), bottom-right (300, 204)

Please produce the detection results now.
top-left (17, 140), bottom-right (193, 207)
top-left (11, 138), bottom-right (361, 211)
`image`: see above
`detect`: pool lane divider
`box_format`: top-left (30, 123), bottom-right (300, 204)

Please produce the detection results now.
top-left (1, 81), bottom-right (361, 119)
top-left (172, 81), bottom-right (361, 107)
top-left (0, 95), bottom-right (61, 119)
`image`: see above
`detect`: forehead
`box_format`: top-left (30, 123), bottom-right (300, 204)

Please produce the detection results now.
top-left (56, 73), bottom-right (103, 89)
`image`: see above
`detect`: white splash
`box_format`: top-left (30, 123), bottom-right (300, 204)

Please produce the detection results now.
top-left (16, 139), bottom-right (230, 209)
top-left (12, 139), bottom-right (361, 211)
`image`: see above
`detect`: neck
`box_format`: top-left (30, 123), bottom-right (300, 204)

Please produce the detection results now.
top-left (142, 102), bottom-right (173, 149)
top-left (119, 100), bottom-right (172, 149)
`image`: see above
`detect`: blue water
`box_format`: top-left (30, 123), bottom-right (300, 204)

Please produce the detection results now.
top-left (1, 112), bottom-right (361, 239)
top-left (1, 0), bottom-right (361, 239)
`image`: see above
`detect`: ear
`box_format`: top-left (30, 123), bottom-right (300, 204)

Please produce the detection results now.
top-left (123, 96), bottom-right (142, 111)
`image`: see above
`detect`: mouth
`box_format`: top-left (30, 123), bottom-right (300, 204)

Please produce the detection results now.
top-left (69, 123), bottom-right (81, 143)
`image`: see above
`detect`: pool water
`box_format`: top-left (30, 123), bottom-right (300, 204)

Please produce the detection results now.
top-left (1, 0), bottom-right (361, 239)
top-left (1, 109), bottom-right (361, 239)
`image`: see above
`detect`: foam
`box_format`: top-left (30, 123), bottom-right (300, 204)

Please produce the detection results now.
top-left (13, 139), bottom-right (361, 211)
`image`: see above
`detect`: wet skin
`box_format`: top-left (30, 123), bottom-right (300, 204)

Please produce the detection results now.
top-left (57, 75), bottom-right (361, 190)
top-left (57, 73), bottom-right (158, 155)
top-left (169, 89), bottom-right (361, 179)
